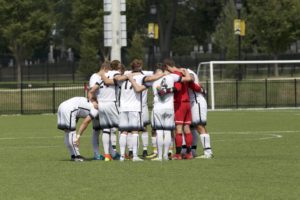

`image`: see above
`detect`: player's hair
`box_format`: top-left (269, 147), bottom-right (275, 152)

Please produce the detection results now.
top-left (154, 63), bottom-right (165, 73)
top-left (130, 59), bottom-right (143, 72)
top-left (163, 58), bottom-right (175, 67)
top-left (101, 60), bottom-right (111, 70)
top-left (119, 64), bottom-right (126, 75)
top-left (111, 60), bottom-right (121, 70)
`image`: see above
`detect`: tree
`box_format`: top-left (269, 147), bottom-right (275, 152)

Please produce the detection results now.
top-left (0, 0), bottom-right (54, 84)
top-left (126, 31), bottom-right (145, 64)
top-left (247, 0), bottom-right (300, 76)
top-left (212, 0), bottom-right (238, 60)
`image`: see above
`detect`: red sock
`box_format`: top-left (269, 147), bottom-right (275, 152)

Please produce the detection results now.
top-left (185, 133), bottom-right (192, 147)
top-left (175, 133), bottom-right (183, 147)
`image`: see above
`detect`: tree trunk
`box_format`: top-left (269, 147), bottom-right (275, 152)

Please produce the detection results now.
top-left (157, 0), bottom-right (178, 60)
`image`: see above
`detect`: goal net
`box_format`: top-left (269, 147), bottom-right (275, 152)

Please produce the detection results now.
top-left (196, 60), bottom-right (300, 110)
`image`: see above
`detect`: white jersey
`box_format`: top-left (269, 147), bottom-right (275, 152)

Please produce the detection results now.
top-left (152, 74), bottom-right (180, 110)
top-left (187, 69), bottom-right (203, 102)
top-left (141, 71), bottom-right (153, 106)
top-left (89, 73), bottom-right (102, 100)
top-left (57, 97), bottom-right (98, 131)
top-left (98, 70), bottom-right (120, 102)
top-left (119, 73), bottom-right (145, 112)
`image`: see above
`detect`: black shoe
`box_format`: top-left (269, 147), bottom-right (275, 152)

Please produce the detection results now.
top-left (71, 155), bottom-right (76, 161)
top-left (128, 151), bottom-right (133, 159)
top-left (142, 150), bottom-right (148, 158)
top-left (74, 155), bottom-right (85, 162)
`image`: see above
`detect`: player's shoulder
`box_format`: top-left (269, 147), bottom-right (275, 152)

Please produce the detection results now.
top-left (142, 70), bottom-right (154, 76)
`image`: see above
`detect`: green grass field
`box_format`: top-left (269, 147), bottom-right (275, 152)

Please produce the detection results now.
top-left (0, 110), bottom-right (300, 200)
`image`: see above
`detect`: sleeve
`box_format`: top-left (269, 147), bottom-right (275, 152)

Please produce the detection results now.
top-left (170, 74), bottom-right (181, 82)
top-left (188, 81), bottom-right (202, 93)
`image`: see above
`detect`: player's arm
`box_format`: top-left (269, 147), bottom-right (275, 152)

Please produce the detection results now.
top-left (88, 85), bottom-right (99, 109)
top-left (127, 74), bottom-right (147, 93)
top-left (180, 68), bottom-right (193, 82)
top-left (74, 115), bottom-right (93, 146)
top-left (144, 73), bottom-right (165, 82)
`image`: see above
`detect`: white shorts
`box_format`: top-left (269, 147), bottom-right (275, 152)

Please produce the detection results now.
top-left (142, 105), bottom-right (150, 125)
top-left (118, 111), bottom-right (143, 131)
top-left (57, 102), bottom-right (78, 131)
top-left (99, 102), bottom-right (119, 129)
top-left (151, 109), bottom-right (175, 130)
top-left (191, 95), bottom-right (207, 126)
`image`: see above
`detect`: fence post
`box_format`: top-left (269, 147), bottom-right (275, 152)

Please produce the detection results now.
top-left (206, 80), bottom-right (209, 108)
top-left (20, 83), bottom-right (23, 114)
top-left (265, 79), bottom-right (268, 108)
top-left (295, 79), bottom-right (297, 107)
top-left (236, 80), bottom-right (239, 108)
top-left (46, 63), bottom-right (49, 83)
top-left (52, 83), bottom-right (56, 114)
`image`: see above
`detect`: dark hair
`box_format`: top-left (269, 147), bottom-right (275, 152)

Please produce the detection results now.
top-left (130, 59), bottom-right (143, 72)
top-left (163, 58), bottom-right (175, 67)
top-left (111, 60), bottom-right (121, 70)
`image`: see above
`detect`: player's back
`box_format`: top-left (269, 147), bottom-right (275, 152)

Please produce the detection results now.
top-left (119, 73), bottom-right (145, 112)
top-left (187, 69), bottom-right (202, 102)
top-left (89, 73), bottom-right (101, 97)
top-left (98, 70), bottom-right (120, 102)
top-left (173, 71), bottom-right (190, 102)
top-left (152, 74), bottom-right (179, 110)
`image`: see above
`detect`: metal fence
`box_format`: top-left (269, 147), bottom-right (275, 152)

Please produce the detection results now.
top-left (0, 79), bottom-right (299, 115)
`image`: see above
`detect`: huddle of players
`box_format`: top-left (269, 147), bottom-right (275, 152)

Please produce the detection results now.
top-left (57, 58), bottom-right (213, 162)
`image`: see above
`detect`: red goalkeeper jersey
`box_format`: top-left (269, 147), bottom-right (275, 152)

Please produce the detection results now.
top-left (173, 71), bottom-right (190, 102)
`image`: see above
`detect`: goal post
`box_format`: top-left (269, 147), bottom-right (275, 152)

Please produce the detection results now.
top-left (197, 60), bottom-right (300, 110)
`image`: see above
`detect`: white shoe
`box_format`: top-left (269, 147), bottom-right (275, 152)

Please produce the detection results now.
top-left (151, 157), bottom-right (162, 161)
top-left (132, 156), bottom-right (144, 162)
top-left (120, 156), bottom-right (125, 162)
top-left (195, 154), bottom-right (213, 159)
top-left (163, 156), bottom-right (169, 161)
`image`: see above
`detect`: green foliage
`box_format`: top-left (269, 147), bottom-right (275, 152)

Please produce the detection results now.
top-left (247, 0), bottom-right (300, 56)
top-left (126, 31), bottom-right (145, 63)
top-left (0, 0), bottom-right (53, 62)
top-left (212, 0), bottom-right (238, 60)
top-left (172, 36), bottom-right (197, 56)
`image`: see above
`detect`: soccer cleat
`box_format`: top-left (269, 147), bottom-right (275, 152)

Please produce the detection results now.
top-left (195, 154), bottom-right (214, 159)
top-left (142, 150), bottom-right (148, 158)
top-left (132, 156), bottom-right (144, 162)
top-left (74, 155), bottom-right (85, 162)
top-left (94, 155), bottom-right (105, 160)
top-left (104, 154), bottom-right (113, 161)
top-left (185, 152), bottom-right (193, 160)
top-left (151, 157), bottom-right (162, 161)
top-left (146, 153), bottom-right (157, 159)
top-left (172, 154), bottom-right (182, 160)
top-left (167, 152), bottom-right (172, 160)
top-left (112, 152), bottom-right (121, 160)
top-left (119, 156), bottom-right (125, 162)
top-left (163, 155), bottom-right (169, 161)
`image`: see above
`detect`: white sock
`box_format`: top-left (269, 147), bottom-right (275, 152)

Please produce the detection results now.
top-left (64, 131), bottom-right (74, 156)
top-left (163, 130), bottom-right (172, 159)
top-left (156, 130), bottom-right (164, 159)
top-left (65, 131), bottom-right (80, 156)
top-left (200, 133), bottom-right (212, 155)
top-left (132, 133), bottom-right (139, 158)
top-left (151, 136), bottom-right (157, 153)
top-left (119, 133), bottom-right (127, 157)
top-left (110, 129), bottom-right (117, 151)
top-left (91, 129), bottom-right (100, 157)
top-left (127, 132), bottom-right (133, 152)
top-left (102, 129), bottom-right (110, 155)
top-left (142, 132), bottom-right (148, 150)
top-left (192, 128), bottom-right (199, 156)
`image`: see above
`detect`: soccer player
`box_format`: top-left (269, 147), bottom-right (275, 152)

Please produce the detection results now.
top-left (57, 97), bottom-right (98, 162)
top-left (90, 60), bottom-right (126, 161)
top-left (117, 61), bottom-right (164, 161)
top-left (88, 63), bottom-right (105, 160)
top-left (164, 58), bottom-right (194, 160)
top-left (187, 69), bottom-right (213, 159)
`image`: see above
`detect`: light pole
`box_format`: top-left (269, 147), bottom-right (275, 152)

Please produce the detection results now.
top-left (235, 0), bottom-right (243, 80)
top-left (148, 4), bottom-right (157, 70)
